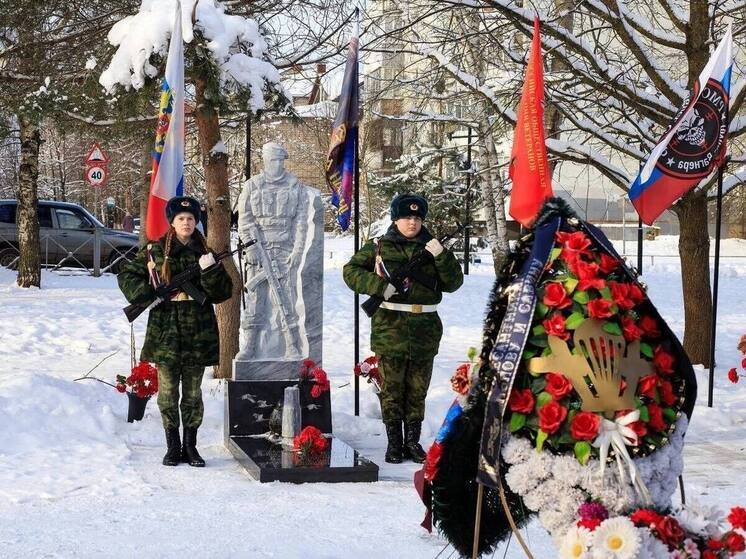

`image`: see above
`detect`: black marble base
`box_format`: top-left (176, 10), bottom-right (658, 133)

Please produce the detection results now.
top-left (227, 435), bottom-right (379, 483)
top-left (225, 379), bottom-right (332, 439)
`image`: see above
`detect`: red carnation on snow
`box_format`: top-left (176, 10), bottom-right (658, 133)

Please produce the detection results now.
top-left (293, 426), bottom-right (327, 456)
top-left (724, 532), bottom-right (746, 553)
top-left (728, 506), bottom-right (746, 530)
top-left (728, 368), bottom-right (740, 384)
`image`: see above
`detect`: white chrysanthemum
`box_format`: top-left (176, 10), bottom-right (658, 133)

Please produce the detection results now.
top-left (591, 517), bottom-right (641, 559)
top-left (637, 528), bottom-right (670, 559)
top-left (501, 436), bottom-right (532, 464)
top-left (505, 465), bottom-right (540, 494)
top-left (559, 526), bottom-right (592, 559)
top-left (553, 455), bottom-right (584, 486)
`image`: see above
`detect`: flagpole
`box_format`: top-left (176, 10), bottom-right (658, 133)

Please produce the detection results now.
top-left (708, 160), bottom-right (727, 408)
top-left (353, 6), bottom-right (361, 417)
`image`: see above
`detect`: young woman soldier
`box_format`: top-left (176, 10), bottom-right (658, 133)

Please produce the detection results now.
top-left (118, 196), bottom-right (233, 467)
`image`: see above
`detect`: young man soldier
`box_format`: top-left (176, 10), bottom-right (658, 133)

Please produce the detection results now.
top-left (343, 193), bottom-right (463, 463)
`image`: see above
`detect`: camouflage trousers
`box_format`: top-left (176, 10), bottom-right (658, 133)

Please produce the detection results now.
top-left (377, 356), bottom-right (434, 423)
top-left (157, 364), bottom-right (205, 429)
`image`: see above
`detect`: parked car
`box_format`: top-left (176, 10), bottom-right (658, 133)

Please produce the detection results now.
top-left (0, 200), bottom-right (140, 273)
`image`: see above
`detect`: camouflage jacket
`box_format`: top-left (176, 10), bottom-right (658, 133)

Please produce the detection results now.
top-left (343, 225), bottom-right (463, 360)
top-left (118, 237), bottom-right (233, 367)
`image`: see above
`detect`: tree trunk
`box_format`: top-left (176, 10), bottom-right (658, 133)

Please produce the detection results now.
top-left (16, 115), bottom-right (41, 288)
top-left (673, 190), bottom-right (712, 367)
top-left (194, 77), bottom-right (241, 379)
top-left (478, 123), bottom-right (510, 274)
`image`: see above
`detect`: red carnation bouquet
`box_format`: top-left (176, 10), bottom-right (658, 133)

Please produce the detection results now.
top-left (293, 425), bottom-right (328, 466)
top-left (299, 358), bottom-right (330, 398)
top-left (507, 228), bottom-right (686, 461)
top-left (354, 356), bottom-right (382, 392)
top-left (116, 361), bottom-right (158, 399)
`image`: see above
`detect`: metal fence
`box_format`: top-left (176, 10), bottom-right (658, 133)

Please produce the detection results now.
top-left (0, 228), bottom-right (137, 277)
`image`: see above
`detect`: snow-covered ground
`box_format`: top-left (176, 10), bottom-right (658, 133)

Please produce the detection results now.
top-left (1, 234), bottom-right (745, 558)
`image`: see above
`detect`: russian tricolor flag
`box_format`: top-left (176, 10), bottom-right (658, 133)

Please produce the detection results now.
top-left (146, 4), bottom-right (185, 241)
top-left (629, 26), bottom-right (732, 225)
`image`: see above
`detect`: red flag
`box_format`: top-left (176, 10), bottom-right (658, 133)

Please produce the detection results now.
top-left (509, 18), bottom-right (553, 228)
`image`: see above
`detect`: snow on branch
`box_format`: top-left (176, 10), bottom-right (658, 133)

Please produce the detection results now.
top-left (99, 0), bottom-right (281, 111)
top-left (546, 138), bottom-right (631, 188)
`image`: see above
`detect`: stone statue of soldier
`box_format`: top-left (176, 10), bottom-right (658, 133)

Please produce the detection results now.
top-left (234, 142), bottom-right (323, 379)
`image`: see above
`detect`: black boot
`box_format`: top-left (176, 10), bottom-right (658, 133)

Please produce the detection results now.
top-left (403, 421), bottom-right (426, 463)
top-left (162, 428), bottom-right (181, 466)
top-left (182, 427), bottom-right (205, 467)
top-left (384, 421), bottom-right (403, 464)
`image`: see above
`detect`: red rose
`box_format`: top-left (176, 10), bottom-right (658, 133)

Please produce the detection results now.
top-left (543, 282), bottom-right (571, 309)
top-left (638, 315), bottom-right (661, 338)
top-left (508, 388), bottom-right (535, 414)
top-left (577, 518), bottom-right (602, 531)
top-left (598, 253), bottom-right (618, 274)
top-left (116, 384), bottom-right (126, 393)
top-left (707, 538), bottom-right (724, 550)
top-left (638, 374), bottom-right (659, 400)
top-left (609, 281), bottom-right (635, 311)
top-left (656, 516), bottom-right (685, 548)
top-left (728, 506), bottom-right (746, 530)
top-left (659, 380), bottom-right (677, 406)
top-left (538, 400), bottom-right (568, 434)
top-left (571, 258), bottom-right (600, 284)
top-left (628, 283), bottom-right (645, 304)
top-left (621, 315), bottom-right (643, 342)
top-left (545, 372), bottom-right (574, 399)
top-left (578, 277), bottom-right (607, 291)
top-left (724, 532), bottom-right (746, 553)
top-left (587, 298), bottom-right (615, 318)
top-left (543, 313), bottom-right (570, 341)
top-left (556, 231), bottom-right (592, 266)
top-left (653, 346), bottom-right (675, 375)
top-left (728, 368), bottom-right (740, 383)
top-left (630, 508), bottom-right (665, 528)
top-left (647, 403), bottom-right (667, 432)
top-left (702, 550), bottom-right (717, 559)
top-left (570, 411), bottom-right (601, 441)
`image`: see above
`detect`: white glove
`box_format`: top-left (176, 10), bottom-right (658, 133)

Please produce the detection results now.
top-left (199, 252), bottom-right (216, 270)
top-left (383, 283), bottom-right (398, 300)
top-left (425, 238), bottom-right (444, 257)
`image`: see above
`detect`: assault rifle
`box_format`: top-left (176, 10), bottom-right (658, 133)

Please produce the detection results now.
top-left (123, 239), bottom-right (256, 323)
top-left (361, 223), bottom-right (466, 318)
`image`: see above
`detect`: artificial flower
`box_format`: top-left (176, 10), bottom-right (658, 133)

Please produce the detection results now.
top-left (598, 253), bottom-right (618, 274)
top-left (538, 400), bottom-right (568, 434)
top-left (591, 517), bottom-right (641, 559)
top-left (655, 516), bottom-right (685, 548)
top-left (587, 298), bottom-right (615, 319)
top-left (630, 509), bottom-right (665, 529)
top-left (724, 531), bottom-right (746, 553)
top-left (638, 315), bottom-right (661, 339)
top-left (728, 506), bottom-right (746, 530)
top-left (310, 368), bottom-right (330, 398)
top-left (728, 368), bottom-right (739, 384)
top-left (546, 372), bottom-right (574, 399)
top-left (544, 313), bottom-right (571, 341)
top-left (571, 412), bottom-right (601, 441)
top-left (628, 283), bottom-right (646, 305)
top-left (638, 374), bottom-right (659, 400)
top-left (659, 380), bottom-right (678, 406)
top-left (544, 282), bottom-right (572, 309)
top-left (578, 518), bottom-right (603, 531)
top-left (508, 388), bottom-right (535, 414)
top-left (653, 346), bottom-right (675, 375)
top-left (559, 525), bottom-right (592, 559)
top-left (610, 282), bottom-right (636, 311)
top-left (621, 315), bottom-right (643, 342)
top-left (647, 403), bottom-right (667, 432)
top-left (579, 502), bottom-right (609, 522)
top-left (293, 426), bottom-right (327, 456)
top-left (450, 363), bottom-right (470, 395)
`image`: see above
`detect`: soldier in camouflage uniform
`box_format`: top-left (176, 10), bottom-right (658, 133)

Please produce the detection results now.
top-left (343, 193), bottom-right (463, 463)
top-left (118, 196), bottom-right (232, 467)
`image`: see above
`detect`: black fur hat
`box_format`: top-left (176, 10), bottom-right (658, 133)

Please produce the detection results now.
top-left (166, 196), bottom-right (201, 225)
top-left (391, 193), bottom-right (428, 220)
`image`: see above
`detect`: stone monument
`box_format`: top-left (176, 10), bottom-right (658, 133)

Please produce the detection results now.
top-left (233, 142), bottom-right (323, 380)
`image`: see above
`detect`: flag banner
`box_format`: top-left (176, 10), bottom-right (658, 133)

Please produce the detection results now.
top-left (508, 17), bottom-right (554, 228)
top-left (325, 17), bottom-right (359, 231)
top-left (629, 26), bottom-right (732, 225)
top-left (146, 4), bottom-right (185, 241)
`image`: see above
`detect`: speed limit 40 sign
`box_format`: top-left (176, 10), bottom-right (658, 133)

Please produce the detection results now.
top-left (86, 165), bottom-right (109, 187)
